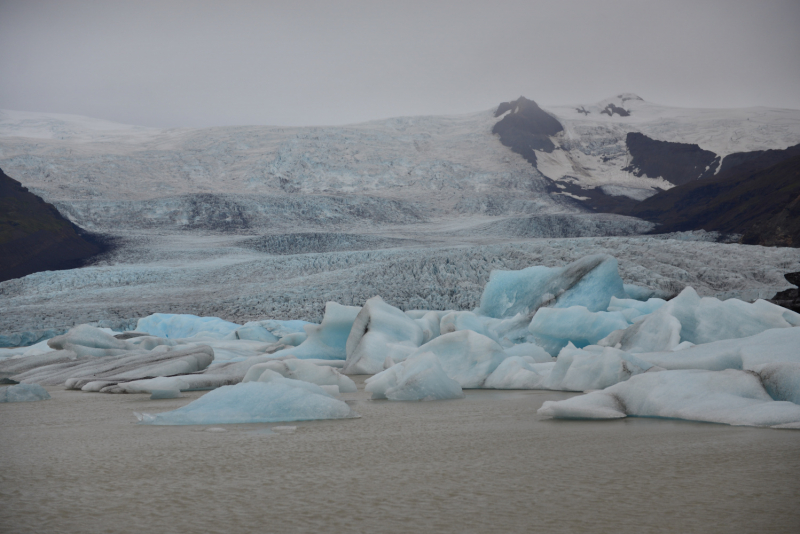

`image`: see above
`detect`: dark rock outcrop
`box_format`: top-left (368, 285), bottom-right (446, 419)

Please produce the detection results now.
top-left (600, 103), bottom-right (630, 117)
top-left (493, 97), bottom-right (563, 167)
top-left (0, 168), bottom-right (111, 283)
top-left (628, 144), bottom-right (800, 245)
top-left (770, 272), bottom-right (800, 312)
top-left (624, 132), bottom-right (720, 186)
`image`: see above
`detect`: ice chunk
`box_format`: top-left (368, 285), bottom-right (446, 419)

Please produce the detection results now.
top-left (365, 352), bottom-right (464, 401)
top-left (0, 383), bottom-right (51, 402)
top-left (47, 325), bottom-right (133, 358)
top-left (12, 345), bottom-right (214, 387)
top-left (136, 313), bottom-right (241, 339)
top-left (136, 378), bottom-right (356, 425)
top-left (754, 362), bottom-right (800, 404)
top-left (269, 302), bottom-right (361, 360)
top-left (225, 323), bottom-right (280, 343)
top-left (544, 344), bottom-right (652, 391)
top-left (502, 342), bottom-right (553, 363)
top-left (414, 311), bottom-right (442, 344)
top-left (343, 297), bottom-right (424, 375)
top-left (600, 287), bottom-right (800, 353)
top-left (483, 356), bottom-right (549, 389)
top-left (528, 306), bottom-right (629, 356)
top-left (478, 254), bottom-right (626, 318)
top-left (538, 369), bottom-right (800, 427)
top-left (636, 326), bottom-right (800, 373)
top-left (241, 358), bottom-right (357, 392)
top-left (403, 330), bottom-right (506, 388)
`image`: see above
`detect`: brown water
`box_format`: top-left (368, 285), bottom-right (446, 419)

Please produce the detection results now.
top-left (1, 379), bottom-right (799, 534)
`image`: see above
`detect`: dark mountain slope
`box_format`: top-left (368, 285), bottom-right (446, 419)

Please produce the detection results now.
top-left (492, 96), bottom-right (563, 167)
top-left (0, 168), bottom-right (111, 282)
top-left (628, 144), bottom-right (800, 245)
top-left (624, 132), bottom-right (720, 186)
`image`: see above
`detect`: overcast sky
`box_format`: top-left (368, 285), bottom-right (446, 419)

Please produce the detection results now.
top-left (1, 0), bottom-right (799, 128)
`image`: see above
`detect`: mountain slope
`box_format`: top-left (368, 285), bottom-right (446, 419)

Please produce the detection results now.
top-left (627, 144), bottom-right (800, 245)
top-left (0, 168), bottom-right (110, 282)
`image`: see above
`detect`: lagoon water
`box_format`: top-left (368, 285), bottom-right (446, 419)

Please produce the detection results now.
top-left (1, 378), bottom-right (799, 533)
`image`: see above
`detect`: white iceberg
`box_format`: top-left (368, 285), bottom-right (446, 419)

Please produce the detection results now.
top-left (136, 377), bottom-right (357, 425)
top-left (538, 369), bottom-right (800, 427)
top-left (365, 352), bottom-right (464, 401)
top-left (600, 287), bottom-right (800, 353)
top-left (403, 330), bottom-right (506, 388)
top-left (241, 358), bottom-right (357, 392)
top-left (343, 297), bottom-right (424, 375)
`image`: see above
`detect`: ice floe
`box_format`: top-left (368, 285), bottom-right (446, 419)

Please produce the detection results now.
top-left (0, 383), bottom-right (51, 403)
top-left (366, 352), bottom-right (464, 401)
top-left (537, 369), bottom-right (800, 427)
top-left (135, 377), bottom-right (357, 425)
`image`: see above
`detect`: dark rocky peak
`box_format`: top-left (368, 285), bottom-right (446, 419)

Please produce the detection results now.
top-left (493, 97), bottom-right (563, 135)
top-left (601, 103), bottom-right (630, 117)
top-left (492, 97), bottom-right (564, 168)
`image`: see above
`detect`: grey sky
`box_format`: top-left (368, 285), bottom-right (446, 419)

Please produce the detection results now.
top-left (1, 0), bottom-right (799, 128)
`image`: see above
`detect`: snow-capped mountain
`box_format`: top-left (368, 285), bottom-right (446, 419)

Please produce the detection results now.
top-left (2, 95), bottom-right (799, 235)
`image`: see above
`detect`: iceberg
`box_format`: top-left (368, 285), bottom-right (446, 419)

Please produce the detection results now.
top-left (47, 325), bottom-right (133, 358)
top-left (135, 313), bottom-right (241, 339)
top-left (343, 297), bottom-right (424, 375)
top-left (478, 254), bottom-right (626, 318)
top-left (538, 369), bottom-right (800, 427)
top-left (136, 377), bottom-right (357, 425)
top-left (403, 330), bottom-right (506, 388)
top-left (241, 358), bottom-right (357, 392)
top-left (636, 326), bottom-right (800, 372)
top-left (483, 356), bottom-right (550, 389)
top-left (365, 352), bottom-right (464, 401)
top-left (0, 383), bottom-right (51, 403)
top-left (269, 302), bottom-right (361, 360)
top-left (528, 306), bottom-right (629, 356)
top-left (600, 287), bottom-right (800, 353)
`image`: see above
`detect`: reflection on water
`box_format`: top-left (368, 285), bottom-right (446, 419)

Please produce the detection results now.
top-left (1, 381), bottom-right (799, 534)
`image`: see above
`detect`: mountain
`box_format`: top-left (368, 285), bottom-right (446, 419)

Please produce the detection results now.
top-left (0, 168), bottom-right (110, 282)
top-left (626, 144), bottom-right (800, 245)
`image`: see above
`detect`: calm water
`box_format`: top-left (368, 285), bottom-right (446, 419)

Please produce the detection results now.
top-left (1, 379), bottom-right (799, 533)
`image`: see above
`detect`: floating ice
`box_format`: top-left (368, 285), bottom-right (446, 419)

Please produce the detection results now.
top-left (502, 342), bottom-right (553, 363)
top-left (242, 358), bottom-right (357, 392)
top-left (600, 287), bottom-right (800, 353)
top-left (136, 313), bottom-right (241, 340)
top-left (483, 356), bottom-right (550, 389)
top-left (528, 306), bottom-right (630, 356)
top-left (343, 297), bottom-right (424, 375)
top-left (269, 302), bottom-right (361, 360)
top-left (136, 378), bottom-right (357, 425)
top-left (403, 330), bottom-right (506, 388)
top-left (543, 344), bottom-right (653, 391)
top-left (9, 344), bottom-right (214, 387)
top-left (538, 369), bottom-right (800, 427)
top-left (478, 254), bottom-right (626, 318)
top-left (0, 383), bottom-right (51, 403)
top-left (47, 325), bottom-right (133, 358)
top-left (636, 326), bottom-right (800, 372)
top-left (365, 352), bottom-right (464, 401)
